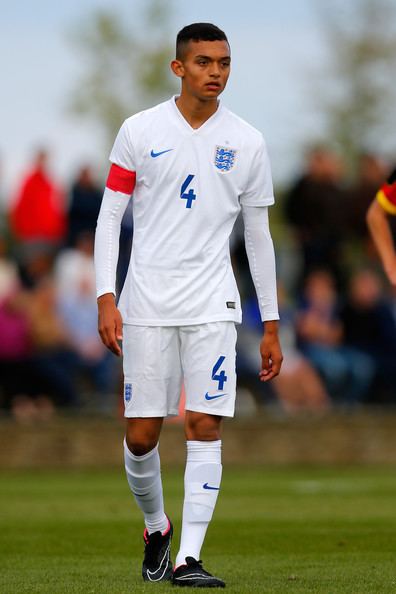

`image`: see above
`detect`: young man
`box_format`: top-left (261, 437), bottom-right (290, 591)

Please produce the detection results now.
top-left (95, 22), bottom-right (282, 588)
top-left (367, 168), bottom-right (396, 285)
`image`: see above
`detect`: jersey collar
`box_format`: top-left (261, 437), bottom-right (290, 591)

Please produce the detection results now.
top-left (169, 95), bottom-right (224, 134)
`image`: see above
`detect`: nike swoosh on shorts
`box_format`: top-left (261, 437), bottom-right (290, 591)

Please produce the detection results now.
top-left (204, 392), bottom-right (227, 401)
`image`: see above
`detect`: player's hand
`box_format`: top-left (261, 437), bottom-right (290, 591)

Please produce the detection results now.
top-left (97, 293), bottom-right (123, 356)
top-left (258, 323), bottom-right (283, 382)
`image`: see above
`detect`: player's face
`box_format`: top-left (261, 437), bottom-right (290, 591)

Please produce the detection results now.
top-left (173, 40), bottom-right (231, 100)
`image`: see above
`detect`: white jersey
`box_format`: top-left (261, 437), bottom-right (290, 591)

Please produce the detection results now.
top-left (96, 96), bottom-right (276, 326)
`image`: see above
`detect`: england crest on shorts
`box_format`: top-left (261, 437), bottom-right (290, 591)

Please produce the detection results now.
top-left (124, 383), bottom-right (132, 402)
top-left (214, 146), bottom-right (237, 173)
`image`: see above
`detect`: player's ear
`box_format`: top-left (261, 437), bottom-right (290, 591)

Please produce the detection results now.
top-left (171, 59), bottom-right (184, 79)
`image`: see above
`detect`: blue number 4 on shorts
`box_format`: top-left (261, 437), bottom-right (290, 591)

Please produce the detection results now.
top-left (212, 356), bottom-right (227, 390)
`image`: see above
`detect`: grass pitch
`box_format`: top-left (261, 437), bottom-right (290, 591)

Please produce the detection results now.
top-left (1, 465), bottom-right (396, 593)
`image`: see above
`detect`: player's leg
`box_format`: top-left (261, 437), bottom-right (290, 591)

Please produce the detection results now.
top-left (124, 417), bottom-right (173, 582)
top-left (173, 412), bottom-right (225, 588)
top-left (176, 411), bottom-right (222, 566)
top-left (173, 322), bottom-right (236, 588)
top-left (124, 417), bottom-right (168, 533)
top-left (122, 325), bottom-right (181, 582)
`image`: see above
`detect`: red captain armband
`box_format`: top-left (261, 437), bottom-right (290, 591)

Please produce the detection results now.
top-left (376, 168), bottom-right (396, 215)
top-left (106, 163), bottom-right (136, 195)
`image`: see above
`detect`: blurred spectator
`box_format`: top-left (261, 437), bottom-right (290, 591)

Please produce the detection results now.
top-left (0, 234), bottom-right (54, 421)
top-left (17, 243), bottom-right (56, 289)
top-left (0, 234), bottom-right (18, 301)
top-left (0, 235), bottom-right (31, 411)
top-left (55, 232), bottom-right (118, 411)
top-left (67, 166), bottom-right (103, 247)
top-left (10, 149), bottom-right (66, 247)
top-left (24, 276), bottom-right (80, 408)
top-left (346, 153), bottom-right (386, 243)
top-left (284, 146), bottom-right (345, 288)
top-left (55, 231), bottom-right (96, 297)
top-left (340, 269), bottom-right (396, 404)
top-left (272, 284), bottom-right (330, 414)
top-left (344, 153), bottom-right (388, 273)
top-left (296, 270), bottom-right (375, 405)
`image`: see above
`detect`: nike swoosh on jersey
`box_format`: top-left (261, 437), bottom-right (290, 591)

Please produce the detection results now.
top-left (203, 483), bottom-right (220, 490)
top-left (150, 148), bottom-right (174, 158)
top-left (204, 392), bottom-right (228, 401)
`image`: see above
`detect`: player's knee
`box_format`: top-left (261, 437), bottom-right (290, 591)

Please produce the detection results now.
top-left (125, 432), bottom-right (158, 456)
top-left (125, 418), bottom-right (163, 456)
top-left (126, 439), bottom-right (158, 456)
top-left (185, 413), bottom-right (222, 441)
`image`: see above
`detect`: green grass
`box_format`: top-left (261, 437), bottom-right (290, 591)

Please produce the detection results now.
top-left (1, 466), bottom-right (396, 593)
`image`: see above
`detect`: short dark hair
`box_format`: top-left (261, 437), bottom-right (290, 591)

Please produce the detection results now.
top-left (176, 23), bottom-right (228, 59)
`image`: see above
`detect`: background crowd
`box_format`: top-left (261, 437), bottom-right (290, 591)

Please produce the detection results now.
top-left (1, 146), bottom-right (396, 421)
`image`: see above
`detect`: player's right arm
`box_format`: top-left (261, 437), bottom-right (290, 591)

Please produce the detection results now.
top-left (97, 292), bottom-right (124, 356)
top-left (367, 169), bottom-right (396, 286)
top-left (95, 121), bottom-right (136, 356)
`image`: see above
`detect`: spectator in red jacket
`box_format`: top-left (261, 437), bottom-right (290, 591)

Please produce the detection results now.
top-left (10, 149), bottom-right (66, 246)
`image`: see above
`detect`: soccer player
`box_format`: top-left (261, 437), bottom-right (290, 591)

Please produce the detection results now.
top-left (367, 168), bottom-right (396, 285)
top-left (95, 22), bottom-right (282, 588)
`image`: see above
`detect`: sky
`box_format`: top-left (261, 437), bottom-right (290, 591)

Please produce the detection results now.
top-left (1, 0), bottom-right (329, 200)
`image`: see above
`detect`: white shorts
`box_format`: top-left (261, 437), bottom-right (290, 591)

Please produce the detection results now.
top-left (122, 322), bottom-right (237, 418)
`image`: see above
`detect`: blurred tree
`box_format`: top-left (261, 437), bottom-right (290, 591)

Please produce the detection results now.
top-left (69, 0), bottom-right (176, 146)
top-left (317, 0), bottom-right (396, 172)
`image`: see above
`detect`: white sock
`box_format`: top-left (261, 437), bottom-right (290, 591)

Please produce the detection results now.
top-left (123, 438), bottom-right (168, 535)
top-left (175, 440), bottom-right (222, 568)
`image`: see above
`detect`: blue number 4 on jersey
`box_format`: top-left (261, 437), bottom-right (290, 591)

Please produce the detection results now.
top-left (180, 174), bottom-right (197, 208)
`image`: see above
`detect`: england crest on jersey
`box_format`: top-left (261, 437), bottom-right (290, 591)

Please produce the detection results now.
top-left (214, 146), bottom-right (237, 173)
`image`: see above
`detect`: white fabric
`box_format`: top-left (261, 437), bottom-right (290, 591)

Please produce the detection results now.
top-left (95, 96), bottom-right (277, 325)
top-left (241, 205), bottom-right (279, 322)
top-left (122, 322), bottom-right (237, 418)
top-left (123, 440), bottom-right (168, 535)
top-left (175, 440), bottom-right (222, 567)
top-left (94, 188), bottom-right (130, 298)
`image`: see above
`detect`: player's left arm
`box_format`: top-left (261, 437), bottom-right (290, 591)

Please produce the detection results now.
top-left (241, 203), bottom-right (283, 381)
top-left (259, 319), bottom-right (283, 382)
